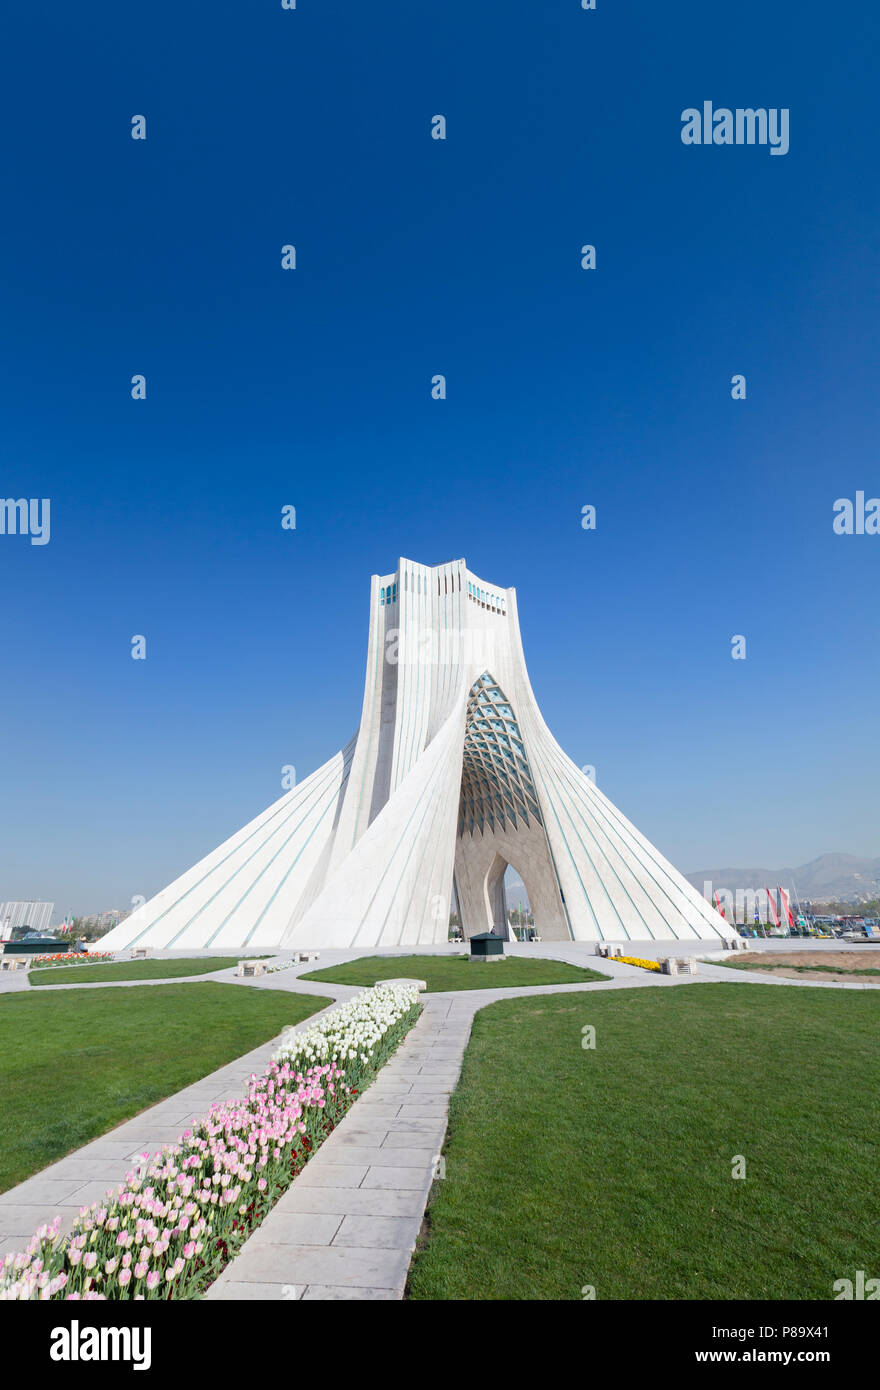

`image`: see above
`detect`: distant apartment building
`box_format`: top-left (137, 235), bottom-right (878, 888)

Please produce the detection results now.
top-left (79, 910), bottom-right (127, 931)
top-left (0, 900), bottom-right (55, 938)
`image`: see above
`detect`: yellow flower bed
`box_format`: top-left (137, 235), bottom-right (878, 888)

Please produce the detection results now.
top-left (615, 954), bottom-right (662, 972)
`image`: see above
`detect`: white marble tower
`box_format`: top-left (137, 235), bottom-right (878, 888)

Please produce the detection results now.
top-left (102, 558), bottom-right (728, 952)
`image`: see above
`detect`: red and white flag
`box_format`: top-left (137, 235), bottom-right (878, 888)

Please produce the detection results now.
top-left (765, 888), bottom-right (780, 928)
top-left (778, 886), bottom-right (796, 930)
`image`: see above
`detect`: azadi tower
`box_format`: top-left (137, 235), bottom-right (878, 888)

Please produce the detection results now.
top-left (103, 558), bottom-right (727, 952)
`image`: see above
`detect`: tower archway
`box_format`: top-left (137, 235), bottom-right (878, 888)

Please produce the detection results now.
top-left (454, 672), bottom-right (570, 941)
top-left (504, 863), bottom-right (534, 940)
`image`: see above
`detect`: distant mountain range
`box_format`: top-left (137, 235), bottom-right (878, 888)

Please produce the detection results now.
top-left (685, 854), bottom-right (880, 905)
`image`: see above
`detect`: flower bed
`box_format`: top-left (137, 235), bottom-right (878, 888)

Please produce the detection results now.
top-left (29, 952), bottom-right (116, 968)
top-left (274, 984), bottom-right (422, 1089)
top-left (615, 955), bottom-right (662, 972)
top-left (0, 983), bottom-right (420, 1301)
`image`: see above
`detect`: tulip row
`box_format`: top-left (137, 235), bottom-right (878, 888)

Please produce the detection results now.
top-left (274, 982), bottom-right (423, 1093)
top-left (29, 952), bottom-right (116, 968)
top-left (0, 984), bottom-right (421, 1301)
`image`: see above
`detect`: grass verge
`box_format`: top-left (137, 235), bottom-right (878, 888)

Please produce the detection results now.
top-left (407, 983), bottom-right (880, 1300)
top-left (28, 956), bottom-right (253, 986)
top-left (302, 953), bottom-right (608, 992)
top-left (0, 983), bottom-right (330, 1192)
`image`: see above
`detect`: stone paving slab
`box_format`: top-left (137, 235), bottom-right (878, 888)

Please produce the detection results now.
top-left (203, 1281), bottom-right (302, 1301)
top-left (384, 1122), bottom-right (447, 1139)
top-left (30, 1159), bottom-right (136, 1184)
top-left (357, 1093), bottom-right (411, 1106)
top-left (295, 1163), bottom-right (371, 1189)
top-left (61, 1180), bottom-right (132, 1208)
top-left (321, 1124), bottom-right (395, 1145)
top-left (0, 1178), bottom-right (92, 1209)
top-left (209, 1242), bottom-right (411, 1290)
top-left (301, 1284), bottom-right (399, 1300)
top-left (58, 1139), bottom-right (146, 1163)
top-left (0, 1205), bottom-right (80, 1240)
top-left (396, 1104), bottom-right (449, 1122)
top-left (360, 1166), bottom-right (432, 1192)
top-left (99, 1113), bottom-right (196, 1139)
top-left (333, 1215), bottom-right (417, 1250)
top-left (243, 1212), bottom-right (343, 1247)
top-left (380, 1130), bottom-right (446, 1150)
top-left (325, 1145), bottom-right (436, 1168)
top-left (279, 1187), bottom-right (429, 1218)
top-left (346, 1102), bottom-right (405, 1120)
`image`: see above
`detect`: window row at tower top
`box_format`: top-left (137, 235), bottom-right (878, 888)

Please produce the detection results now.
top-left (378, 570), bottom-right (507, 614)
top-left (467, 582), bottom-right (506, 614)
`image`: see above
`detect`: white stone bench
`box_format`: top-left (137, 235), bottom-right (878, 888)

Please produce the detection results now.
top-left (130, 947), bottom-right (151, 959)
top-left (0, 956), bottom-right (29, 971)
top-left (237, 960), bottom-right (267, 977)
top-left (661, 957), bottom-right (697, 975)
top-left (295, 951), bottom-right (320, 962)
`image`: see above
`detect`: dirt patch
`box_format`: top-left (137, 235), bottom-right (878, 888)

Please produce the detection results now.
top-left (751, 967), bottom-right (875, 982)
top-left (725, 951), bottom-right (880, 980)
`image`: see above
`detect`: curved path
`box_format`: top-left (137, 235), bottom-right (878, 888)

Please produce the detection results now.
top-left (2, 941), bottom-right (879, 1298)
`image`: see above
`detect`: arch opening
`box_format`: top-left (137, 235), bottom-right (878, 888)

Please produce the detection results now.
top-left (453, 672), bottom-right (571, 943)
top-left (504, 864), bottom-right (535, 941)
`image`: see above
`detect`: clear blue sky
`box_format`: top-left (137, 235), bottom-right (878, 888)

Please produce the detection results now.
top-left (1, 1), bottom-right (877, 919)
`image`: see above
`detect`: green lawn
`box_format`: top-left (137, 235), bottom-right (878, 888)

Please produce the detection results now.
top-left (407, 983), bottom-right (880, 1300)
top-left (29, 955), bottom-right (249, 986)
top-left (301, 953), bottom-right (608, 992)
top-left (0, 983), bottom-right (330, 1192)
